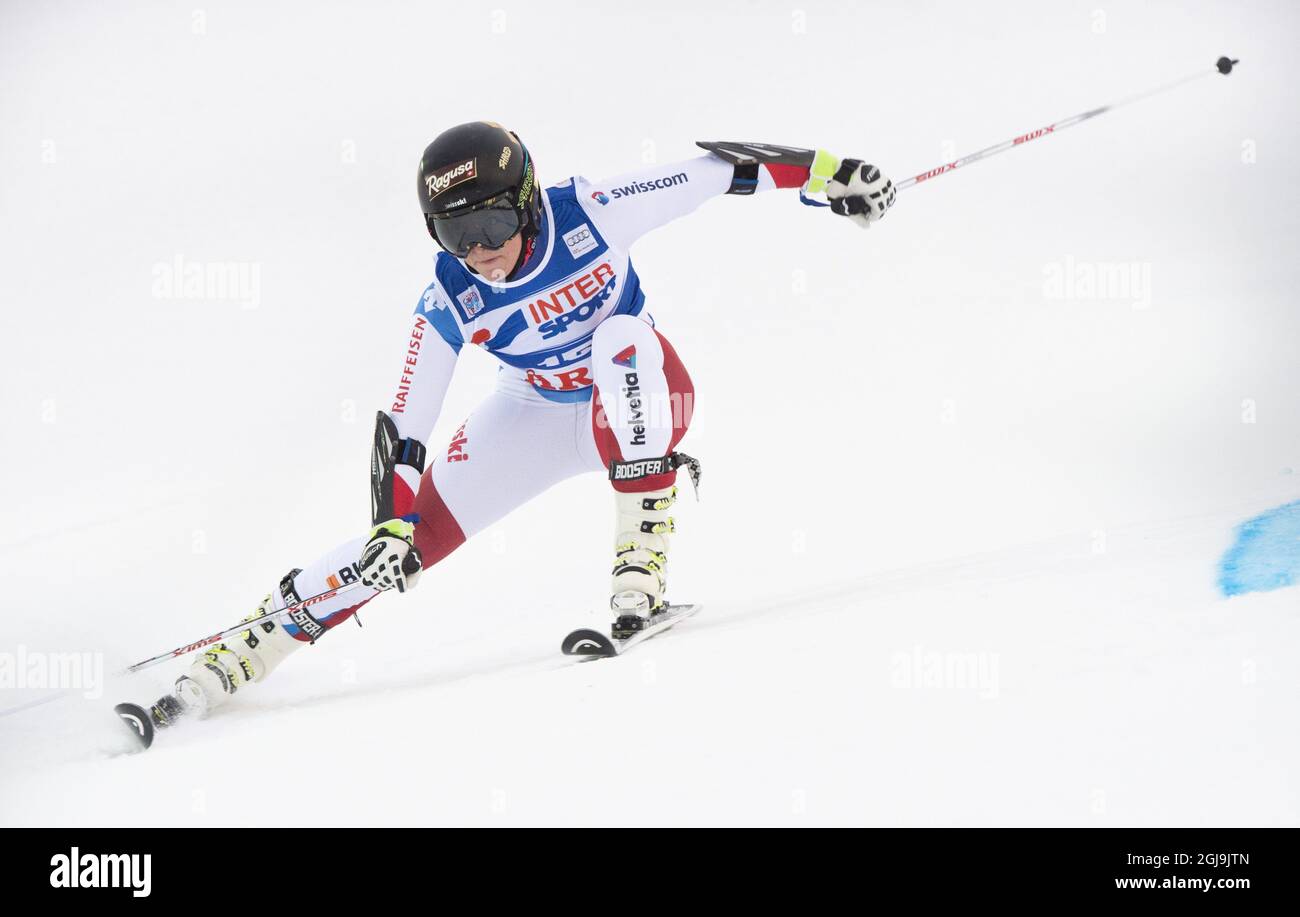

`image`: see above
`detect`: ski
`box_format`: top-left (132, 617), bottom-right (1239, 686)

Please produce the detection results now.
top-left (114, 702), bottom-right (156, 750)
top-left (114, 693), bottom-right (187, 751)
top-left (561, 603), bottom-right (702, 658)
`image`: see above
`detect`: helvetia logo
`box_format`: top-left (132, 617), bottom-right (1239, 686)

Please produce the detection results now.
top-left (612, 345), bottom-right (636, 368)
top-left (621, 371), bottom-right (646, 446)
top-left (50, 847), bottom-right (151, 897)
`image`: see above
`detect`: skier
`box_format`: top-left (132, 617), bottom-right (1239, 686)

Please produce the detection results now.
top-left (139, 122), bottom-right (896, 731)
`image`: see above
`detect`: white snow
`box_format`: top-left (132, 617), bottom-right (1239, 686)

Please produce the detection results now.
top-left (1, 0), bottom-right (1297, 826)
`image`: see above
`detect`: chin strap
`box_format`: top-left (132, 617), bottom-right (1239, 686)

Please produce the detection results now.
top-left (510, 233), bottom-right (537, 279)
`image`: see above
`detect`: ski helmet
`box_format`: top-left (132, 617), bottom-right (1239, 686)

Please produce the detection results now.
top-left (417, 121), bottom-right (542, 260)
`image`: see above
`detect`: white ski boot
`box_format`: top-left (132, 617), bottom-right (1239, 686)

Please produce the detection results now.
top-left (610, 485), bottom-right (677, 639)
top-left (165, 573), bottom-right (307, 722)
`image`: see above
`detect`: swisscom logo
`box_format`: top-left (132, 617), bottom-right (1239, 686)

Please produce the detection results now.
top-left (591, 172), bottom-right (689, 207)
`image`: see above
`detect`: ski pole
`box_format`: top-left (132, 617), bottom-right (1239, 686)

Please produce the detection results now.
top-left (124, 579), bottom-right (370, 674)
top-left (898, 55), bottom-right (1239, 192)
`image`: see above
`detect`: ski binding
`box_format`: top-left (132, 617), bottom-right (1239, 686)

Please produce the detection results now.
top-left (561, 603), bottom-right (701, 658)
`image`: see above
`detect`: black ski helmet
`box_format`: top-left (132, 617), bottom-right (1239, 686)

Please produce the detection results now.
top-left (417, 121), bottom-right (543, 259)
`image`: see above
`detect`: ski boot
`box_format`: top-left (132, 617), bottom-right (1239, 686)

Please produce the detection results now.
top-left (172, 573), bottom-right (307, 716)
top-left (610, 485), bottom-right (676, 640)
top-left (117, 571), bottom-right (309, 748)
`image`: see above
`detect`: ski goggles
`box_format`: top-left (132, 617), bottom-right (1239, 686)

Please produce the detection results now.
top-left (426, 192), bottom-right (523, 258)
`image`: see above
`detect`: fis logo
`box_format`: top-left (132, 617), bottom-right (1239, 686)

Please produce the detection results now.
top-left (457, 285), bottom-right (485, 318)
top-left (612, 345), bottom-right (636, 368)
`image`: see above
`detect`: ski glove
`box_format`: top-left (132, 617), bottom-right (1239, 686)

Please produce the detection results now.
top-left (360, 518), bottom-right (424, 593)
top-left (826, 159), bottom-right (896, 229)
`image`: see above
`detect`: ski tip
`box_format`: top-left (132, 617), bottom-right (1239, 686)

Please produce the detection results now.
top-left (114, 702), bottom-right (155, 750)
top-left (561, 628), bottom-right (617, 657)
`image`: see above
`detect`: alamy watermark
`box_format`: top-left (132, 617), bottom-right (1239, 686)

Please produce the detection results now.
top-left (49, 848), bottom-right (151, 897)
top-left (152, 254), bottom-right (262, 309)
top-left (1043, 256), bottom-right (1151, 309)
top-left (890, 645), bottom-right (1000, 700)
top-left (0, 646), bottom-right (104, 699)
top-left (593, 387), bottom-right (694, 435)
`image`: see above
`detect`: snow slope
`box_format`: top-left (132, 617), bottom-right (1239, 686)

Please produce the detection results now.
top-left (1, 0), bottom-right (1297, 826)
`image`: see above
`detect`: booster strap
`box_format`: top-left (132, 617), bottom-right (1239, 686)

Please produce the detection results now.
top-left (608, 452), bottom-right (703, 499)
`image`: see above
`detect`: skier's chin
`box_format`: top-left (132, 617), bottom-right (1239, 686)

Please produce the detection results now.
top-left (467, 254), bottom-right (511, 282)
